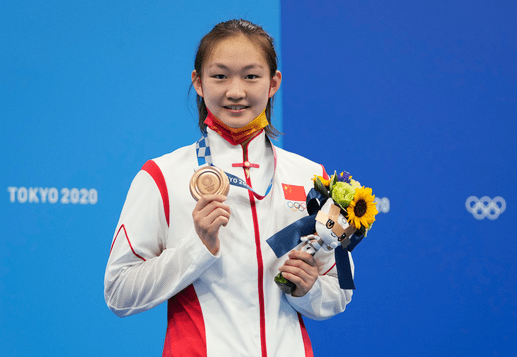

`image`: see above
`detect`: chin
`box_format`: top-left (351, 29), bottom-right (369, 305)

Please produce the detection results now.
top-left (227, 123), bottom-right (248, 129)
top-left (223, 118), bottom-right (254, 129)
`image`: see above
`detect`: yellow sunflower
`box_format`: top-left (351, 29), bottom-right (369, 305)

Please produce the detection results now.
top-left (347, 187), bottom-right (378, 229)
top-left (312, 175), bottom-right (331, 187)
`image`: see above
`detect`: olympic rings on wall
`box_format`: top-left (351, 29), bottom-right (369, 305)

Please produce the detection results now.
top-left (465, 196), bottom-right (506, 220)
top-left (287, 201), bottom-right (306, 211)
top-left (374, 197), bottom-right (390, 213)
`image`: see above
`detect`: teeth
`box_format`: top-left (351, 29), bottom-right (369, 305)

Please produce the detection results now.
top-left (226, 105), bottom-right (246, 110)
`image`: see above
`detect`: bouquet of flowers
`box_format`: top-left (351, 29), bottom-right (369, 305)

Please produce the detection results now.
top-left (312, 171), bottom-right (378, 235)
top-left (269, 170), bottom-right (378, 294)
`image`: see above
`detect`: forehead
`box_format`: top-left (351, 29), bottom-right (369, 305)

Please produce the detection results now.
top-left (205, 35), bottom-right (268, 68)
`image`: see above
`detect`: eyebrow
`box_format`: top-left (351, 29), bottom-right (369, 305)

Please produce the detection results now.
top-left (208, 63), bottom-right (265, 71)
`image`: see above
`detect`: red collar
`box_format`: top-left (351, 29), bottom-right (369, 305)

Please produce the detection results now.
top-left (204, 109), bottom-right (269, 145)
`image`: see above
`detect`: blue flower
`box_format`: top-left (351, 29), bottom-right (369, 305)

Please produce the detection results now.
top-left (337, 171), bottom-right (351, 183)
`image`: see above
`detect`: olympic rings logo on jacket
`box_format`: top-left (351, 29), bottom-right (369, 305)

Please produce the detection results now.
top-left (465, 196), bottom-right (506, 220)
top-left (287, 201), bottom-right (306, 211)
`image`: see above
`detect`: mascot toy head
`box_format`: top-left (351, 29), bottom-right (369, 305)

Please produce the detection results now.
top-left (314, 198), bottom-right (355, 250)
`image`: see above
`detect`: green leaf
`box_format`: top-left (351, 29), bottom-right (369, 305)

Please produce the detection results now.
top-left (315, 177), bottom-right (330, 198)
top-left (329, 171), bottom-right (338, 192)
top-left (275, 272), bottom-right (289, 284)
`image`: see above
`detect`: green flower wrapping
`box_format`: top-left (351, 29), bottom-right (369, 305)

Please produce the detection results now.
top-left (331, 181), bottom-right (356, 209)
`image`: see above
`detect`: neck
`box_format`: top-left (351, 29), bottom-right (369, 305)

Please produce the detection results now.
top-left (204, 109), bottom-right (269, 145)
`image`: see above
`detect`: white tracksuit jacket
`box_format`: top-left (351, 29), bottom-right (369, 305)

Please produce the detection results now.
top-left (104, 128), bottom-right (353, 357)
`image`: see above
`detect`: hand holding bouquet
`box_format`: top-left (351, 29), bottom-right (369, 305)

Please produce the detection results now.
top-left (269, 170), bottom-right (378, 294)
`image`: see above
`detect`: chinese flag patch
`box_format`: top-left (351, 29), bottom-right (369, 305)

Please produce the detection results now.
top-left (282, 184), bottom-right (306, 201)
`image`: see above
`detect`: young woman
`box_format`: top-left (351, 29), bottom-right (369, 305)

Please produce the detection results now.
top-left (104, 19), bottom-right (353, 357)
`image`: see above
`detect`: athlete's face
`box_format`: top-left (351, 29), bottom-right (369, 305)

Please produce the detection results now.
top-left (192, 35), bottom-right (281, 128)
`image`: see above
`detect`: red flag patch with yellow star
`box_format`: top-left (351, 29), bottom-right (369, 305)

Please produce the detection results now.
top-left (282, 184), bottom-right (306, 201)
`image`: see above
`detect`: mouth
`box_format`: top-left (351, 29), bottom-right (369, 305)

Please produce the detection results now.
top-left (223, 105), bottom-right (249, 111)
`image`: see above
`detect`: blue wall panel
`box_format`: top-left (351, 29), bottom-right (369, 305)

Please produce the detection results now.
top-left (281, 1), bottom-right (517, 356)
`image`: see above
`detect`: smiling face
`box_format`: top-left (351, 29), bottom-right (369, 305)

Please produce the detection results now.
top-left (192, 35), bottom-right (281, 129)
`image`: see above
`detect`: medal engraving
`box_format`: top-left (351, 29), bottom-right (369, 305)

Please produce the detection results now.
top-left (201, 175), bottom-right (216, 193)
top-left (190, 166), bottom-right (230, 201)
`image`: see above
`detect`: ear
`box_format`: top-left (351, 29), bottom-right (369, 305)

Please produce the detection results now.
top-left (192, 70), bottom-right (204, 97)
top-left (268, 70), bottom-right (282, 98)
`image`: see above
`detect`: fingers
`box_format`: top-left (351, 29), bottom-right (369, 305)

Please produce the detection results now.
top-left (288, 250), bottom-right (317, 267)
top-left (202, 202), bottom-right (231, 227)
top-left (279, 256), bottom-right (316, 281)
top-left (192, 195), bottom-right (231, 254)
top-left (194, 195), bottom-right (231, 224)
top-left (195, 194), bottom-right (230, 214)
top-left (278, 250), bottom-right (319, 297)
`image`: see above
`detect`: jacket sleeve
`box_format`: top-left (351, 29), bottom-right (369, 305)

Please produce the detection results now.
top-left (286, 249), bottom-right (354, 320)
top-left (104, 169), bottom-right (218, 317)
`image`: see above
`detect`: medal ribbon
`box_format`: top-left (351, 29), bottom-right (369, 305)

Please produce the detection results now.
top-left (195, 132), bottom-right (275, 201)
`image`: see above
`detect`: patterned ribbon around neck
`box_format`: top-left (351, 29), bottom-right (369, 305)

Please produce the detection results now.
top-left (204, 109), bottom-right (269, 145)
top-left (195, 132), bottom-right (274, 201)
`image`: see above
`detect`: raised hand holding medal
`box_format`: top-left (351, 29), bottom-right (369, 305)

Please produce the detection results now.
top-left (191, 166), bottom-right (231, 255)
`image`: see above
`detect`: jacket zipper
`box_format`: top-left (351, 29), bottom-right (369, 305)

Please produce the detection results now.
top-left (242, 142), bottom-right (267, 357)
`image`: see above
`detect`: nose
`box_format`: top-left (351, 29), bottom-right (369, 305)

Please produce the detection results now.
top-left (225, 79), bottom-right (246, 100)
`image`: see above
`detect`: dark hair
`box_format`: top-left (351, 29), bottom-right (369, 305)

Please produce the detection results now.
top-left (191, 19), bottom-right (282, 139)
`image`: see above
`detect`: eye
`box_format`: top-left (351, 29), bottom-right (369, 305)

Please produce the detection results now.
top-left (212, 74), bottom-right (226, 79)
top-left (245, 74), bottom-right (259, 79)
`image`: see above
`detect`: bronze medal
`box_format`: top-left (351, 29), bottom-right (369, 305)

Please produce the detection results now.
top-left (190, 166), bottom-right (230, 201)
